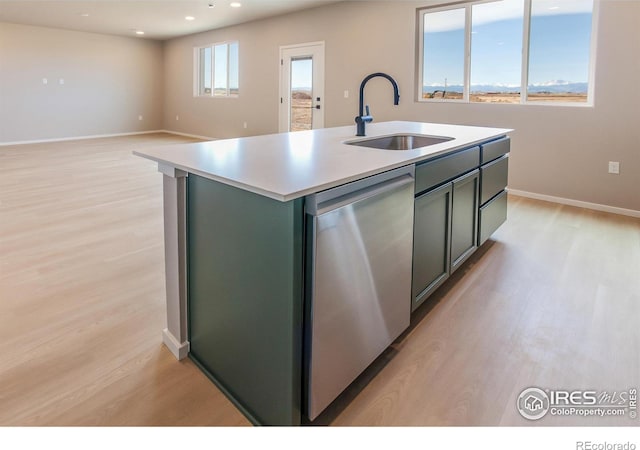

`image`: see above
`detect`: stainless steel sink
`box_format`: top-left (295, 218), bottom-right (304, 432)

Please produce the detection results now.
top-left (346, 134), bottom-right (454, 151)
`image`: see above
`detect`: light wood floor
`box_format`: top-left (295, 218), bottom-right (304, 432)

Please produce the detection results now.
top-left (1, 134), bottom-right (639, 426)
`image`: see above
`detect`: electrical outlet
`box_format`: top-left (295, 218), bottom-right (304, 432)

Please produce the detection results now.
top-left (243, 122), bottom-right (248, 129)
top-left (42, 78), bottom-right (48, 85)
top-left (175, 115), bottom-right (179, 121)
top-left (138, 115), bottom-right (143, 121)
top-left (344, 90), bottom-right (349, 99)
top-left (608, 161), bottom-right (620, 174)
top-left (59, 78), bottom-right (64, 85)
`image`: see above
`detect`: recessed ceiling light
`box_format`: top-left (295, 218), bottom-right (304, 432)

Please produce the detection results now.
top-left (135, 30), bottom-right (145, 35)
top-left (185, 16), bottom-right (195, 21)
top-left (230, 2), bottom-right (242, 7)
top-left (80, 13), bottom-right (89, 17)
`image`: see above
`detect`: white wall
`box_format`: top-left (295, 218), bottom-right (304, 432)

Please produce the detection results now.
top-left (0, 23), bottom-right (164, 143)
top-left (1, 2), bottom-right (637, 211)
top-left (162, 0), bottom-right (640, 212)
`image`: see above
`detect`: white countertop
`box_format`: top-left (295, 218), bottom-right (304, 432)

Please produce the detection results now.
top-left (134, 121), bottom-right (512, 202)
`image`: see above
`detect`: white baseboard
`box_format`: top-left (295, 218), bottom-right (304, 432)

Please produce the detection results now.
top-left (161, 130), bottom-right (217, 141)
top-left (0, 130), bottom-right (169, 147)
top-left (162, 328), bottom-right (190, 361)
top-left (0, 129), bottom-right (216, 147)
top-left (509, 189), bottom-right (640, 218)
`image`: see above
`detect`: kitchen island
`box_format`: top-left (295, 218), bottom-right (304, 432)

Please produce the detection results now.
top-left (134, 121), bottom-right (511, 425)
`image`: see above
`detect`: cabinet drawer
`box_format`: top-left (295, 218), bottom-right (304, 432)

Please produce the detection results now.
top-left (415, 146), bottom-right (480, 194)
top-left (478, 189), bottom-right (507, 246)
top-left (480, 155), bottom-right (509, 205)
top-left (481, 137), bottom-right (510, 164)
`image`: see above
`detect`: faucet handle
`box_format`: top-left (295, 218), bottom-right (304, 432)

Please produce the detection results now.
top-left (365, 105), bottom-right (370, 116)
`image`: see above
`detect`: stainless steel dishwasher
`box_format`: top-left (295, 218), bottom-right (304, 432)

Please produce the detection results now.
top-left (305, 165), bottom-right (415, 420)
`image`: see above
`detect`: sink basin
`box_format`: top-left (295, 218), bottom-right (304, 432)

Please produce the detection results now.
top-left (345, 134), bottom-right (454, 151)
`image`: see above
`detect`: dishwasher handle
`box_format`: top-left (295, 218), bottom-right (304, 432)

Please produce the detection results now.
top-left (306, 166), bottom-right (415, 216)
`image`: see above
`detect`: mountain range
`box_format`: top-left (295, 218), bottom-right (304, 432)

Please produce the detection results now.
top-left (423, 81), bottom-right (588, 94)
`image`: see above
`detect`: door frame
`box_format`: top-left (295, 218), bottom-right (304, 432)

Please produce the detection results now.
top-left (278, 41), bottom-right (325, 133)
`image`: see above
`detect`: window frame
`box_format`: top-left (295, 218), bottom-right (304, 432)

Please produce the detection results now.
top-left (193, 40), bottom-right (239, 99)
top-left (416, 0), bottom-right (599, 107)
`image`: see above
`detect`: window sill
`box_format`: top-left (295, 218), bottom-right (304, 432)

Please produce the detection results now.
top-left (194, 95), bottom-right (240, 99)
top-left (416, 98), bottom-right (594, 108)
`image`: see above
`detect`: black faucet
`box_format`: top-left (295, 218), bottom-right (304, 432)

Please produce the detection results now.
top-left (355, 72), bottom-right (400, 136)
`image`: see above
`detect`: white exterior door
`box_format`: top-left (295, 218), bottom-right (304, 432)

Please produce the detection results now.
top-left (279, 42), bottom-right (325, 132)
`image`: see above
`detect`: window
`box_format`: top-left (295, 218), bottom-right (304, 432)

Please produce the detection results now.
top-left (195, 41), bottom-right (239, 97)
top-left (470, 0), bottom-right (524, 103)
top-left (422, 8), bottom-right (466, 100)
top-left (528, 0), bottom-right (593, 102)
top-left (418, 0), bottom-right (596, 105)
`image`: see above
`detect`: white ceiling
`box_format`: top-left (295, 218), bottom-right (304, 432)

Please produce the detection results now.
top-left (0, 0), bottom-right (344, 40)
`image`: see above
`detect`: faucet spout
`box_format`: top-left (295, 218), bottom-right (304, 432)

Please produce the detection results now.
top-left (355, 72), bottom-right (400, 136)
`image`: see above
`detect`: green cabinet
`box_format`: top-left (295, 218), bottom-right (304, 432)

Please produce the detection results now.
top-left (450, 169), bottom-right (479, 273)
top-left (412, 183), bottom-right (452, 311)
top-left (412, 150), bottom-right (481, 311)
top-left (478, 137), bottom-right (510, 246)
top-left (187, 174), bottom-right (305, 426)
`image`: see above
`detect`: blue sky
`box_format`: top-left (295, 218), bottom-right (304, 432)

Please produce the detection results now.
top-left (423, 0), bottom-right (593, 89)
top-left (291, 58), bottom-right (313, 90)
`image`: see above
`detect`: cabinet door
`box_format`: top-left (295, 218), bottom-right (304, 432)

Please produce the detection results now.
top-left (412, 183), bottom-right (452, 311)
top-left (451, 169), bottom-right (479, 274)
